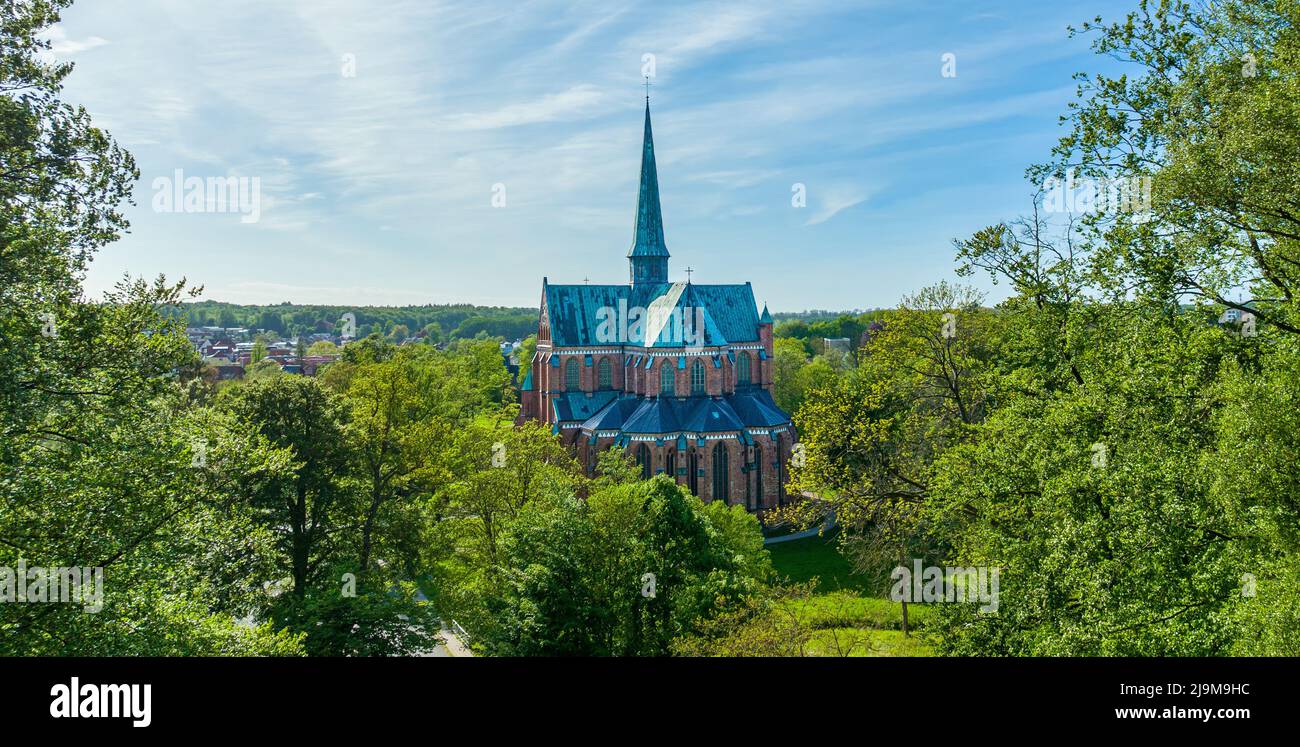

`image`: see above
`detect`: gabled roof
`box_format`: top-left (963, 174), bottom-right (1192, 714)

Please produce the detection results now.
top-left (725, 389), bottom-right (792, 427)
top-left (551, 390), bottom-right (620, 422)
top-left (543, 282), bottom-right (760, 347)
top-left (678, 396), bottom-right (747, 432)
top-left (594, 394), bottom-right (757, 435)
top-left (579, 394), bottom-right (644, 431)
top-left (642, 282), bottom-right (729, 347)
top-left (576, 387), bottom-right (793, 435)
top-left (622, 397), bottom-right (687, 433)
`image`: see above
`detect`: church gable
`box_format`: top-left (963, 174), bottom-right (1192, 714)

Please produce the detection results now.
top-left (543, 282), bottom-right (760, 348)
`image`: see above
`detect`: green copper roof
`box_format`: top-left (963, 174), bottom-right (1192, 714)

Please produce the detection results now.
top-left (543, 282), bottom-right (761, 347)
top-left (629, 102), bottom-right (669, 259)
top-left (759, 304), bottom-right (773, 324)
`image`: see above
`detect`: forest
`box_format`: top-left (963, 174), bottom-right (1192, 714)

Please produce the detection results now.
top-left (4, 0), bottom-right (1299, 656)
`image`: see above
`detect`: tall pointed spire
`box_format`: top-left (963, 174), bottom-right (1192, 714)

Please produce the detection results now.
top-left (629, 99), bottom-right (669, 286)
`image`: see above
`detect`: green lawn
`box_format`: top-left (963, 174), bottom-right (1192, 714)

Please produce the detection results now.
top-left (767, 533), bottom-right (937, 656)
top-left (784, 592), bottom-right (934, 631)
top-left (767, 533), bottom-right (872, 593)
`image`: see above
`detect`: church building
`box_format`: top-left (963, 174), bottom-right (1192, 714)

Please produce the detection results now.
top-left (518, 100), bottom-right (796, 511)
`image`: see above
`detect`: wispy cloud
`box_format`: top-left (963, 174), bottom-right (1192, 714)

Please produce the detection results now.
top-left (442, 85), bottom-right (611, 131)
top-left (43, 24), bottom-right (107, 54)
top-left (806, 185), bottom-right (870, 226)
top-left (57, 0), bottom-right (1129, 310)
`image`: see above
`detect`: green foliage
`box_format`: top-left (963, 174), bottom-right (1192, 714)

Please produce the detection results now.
top-left (212, 342), bottom-right (515, 654)
top-left (0, 1), bottom-right (309, 655)
top-left (307, 340), bottom-right (338, 356)
top-left (592, 444), bottom-right (641, 487)
top-left (805, 628), bottom-right (934, 657)
top-left (776, 0), bottom-right (1300, 657)
top-left (270, 579), bottom-right (440, 657)
top-left (481, 477), bottom-right (770, 656)
top-left (670, 580), bottom-right (935, 657)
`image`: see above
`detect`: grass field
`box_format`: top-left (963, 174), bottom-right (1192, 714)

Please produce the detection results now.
top-left (767, 533), bottom-right (871, 593)
top-left (767, 532), bottom-right (936, 656)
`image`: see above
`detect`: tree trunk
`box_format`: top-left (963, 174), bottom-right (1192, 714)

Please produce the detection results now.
top-left (291, 484), bottom-right (309, 598)
top-left (358, 468), bottom-right (383, 580)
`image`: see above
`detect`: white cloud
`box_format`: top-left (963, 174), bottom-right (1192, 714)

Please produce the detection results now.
top-left (806, 186), bottom-right (870, 226)
top-left (441, 85), bottom-right (610, 131)
top-left (43, 24), bottom-right (108, 55)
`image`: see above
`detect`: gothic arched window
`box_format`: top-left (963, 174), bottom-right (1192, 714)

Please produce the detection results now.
top-left (598, 358), bottom-right (612, 390)
top-left (638, 443), bottom-right (652, 480)
top-left (737, 351), bottom-right (751, 385)
top-left (565, 358), bottom-right (580, 390)
top-left (712, 442), bottom-right (729, 503)
top-left (660, 360), bottom-right (675, 396)
top-left (688, 450), bottom-right (699, 496)
top-left (691, 360), bottom-right (706, 395)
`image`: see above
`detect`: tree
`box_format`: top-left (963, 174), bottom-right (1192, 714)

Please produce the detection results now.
top-left (220, 377), bottom-right (352, 600)
top-left (1, 1), bottom-right (299, 655)
top-left (592, 444), bottom-right (640, 487)
top-left (1037, 0), bottom-right (1300, 336)
top-left (484, 477), bottom-right (770, 656)
top-left (771, 337), bottom-right (810, 415)
top-left (307, 340), bottom-right (338, 356)
top-left (780, 283), bottom-right (997, 634)
top-left (911, 0), bottom-right (1300, 656)
top-left (244, 357), bottom-right (282, 381)
top-left (344, 353), bottom-right (448, 582)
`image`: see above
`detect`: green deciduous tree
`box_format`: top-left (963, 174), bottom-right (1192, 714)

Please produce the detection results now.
top-left (1, 1), bottom-right (301, 655)
top-left (485, 477), bottom-right (770, 656)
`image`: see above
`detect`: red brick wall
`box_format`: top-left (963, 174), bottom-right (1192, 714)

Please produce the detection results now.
top-left (519, 308), bottom-right (797, 512)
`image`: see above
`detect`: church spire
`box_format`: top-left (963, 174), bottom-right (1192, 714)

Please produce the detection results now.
top-left (629, 98), bottom-right (669, 286)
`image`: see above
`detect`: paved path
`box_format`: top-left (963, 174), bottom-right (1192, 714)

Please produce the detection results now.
top-left (411, 588), bottom-right (474, 657)
top-left (437, 622), bottom-right (473, 657)
top-left (764, 524), bottom-right (827, 545)
top-left (763, 502), bottom-right (836, 546)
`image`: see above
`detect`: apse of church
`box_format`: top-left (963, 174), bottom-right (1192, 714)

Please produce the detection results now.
top-left (517, 100), bottom-right (797, 511)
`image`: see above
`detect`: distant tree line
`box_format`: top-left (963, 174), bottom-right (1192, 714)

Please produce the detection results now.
top-left (170, 301), bottom-right (537, 343)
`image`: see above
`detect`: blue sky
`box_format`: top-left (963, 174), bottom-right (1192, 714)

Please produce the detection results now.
top-left (54, 0), bottom-right (1134, 311)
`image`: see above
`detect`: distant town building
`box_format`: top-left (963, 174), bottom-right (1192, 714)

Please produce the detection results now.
top-left (210, 363), bottom-right (245, 381)
top-left (500, 340), bottom-right (522, 383)
top-left (821, 337), bottom-right (851, 358)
